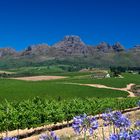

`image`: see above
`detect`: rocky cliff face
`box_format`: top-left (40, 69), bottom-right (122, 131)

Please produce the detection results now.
top-left (0, 48), bottom-right (16, 58)
top-left (53, 35), bottom-right (85, 48)
top-left (112, 42), bottom-right (125, 52)
top-left (52, 35), bottom-right (90, 56)
top-left (95, 42), bottom-right (125, 53)
top-left (96, 42), bottom-right (113, 53)
top-left (21, 44), bottom-right (50, 56)
top-left (130, 45), bottom-right (140, 52)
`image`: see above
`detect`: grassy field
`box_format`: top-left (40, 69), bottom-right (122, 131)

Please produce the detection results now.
top-left (0, 79), bottom-right (128, 101)
top-left (62, 73), bottom-right (140, 88)
top-left (9, 66), bottom-right (64, 76)
top-left (0, 70), bottom-right (140, 101)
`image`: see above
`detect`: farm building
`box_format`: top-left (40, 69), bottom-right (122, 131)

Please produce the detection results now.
top-left (91, 73), bottom-right (110, 79)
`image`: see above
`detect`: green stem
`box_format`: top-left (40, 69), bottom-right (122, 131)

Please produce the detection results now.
top-left (84, 131), bottom-right (87, 140)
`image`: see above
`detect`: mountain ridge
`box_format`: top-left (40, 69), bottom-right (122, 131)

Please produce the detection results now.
top-left (0, 35), bottom-right (132, 56)
top-left (0, 35), bottom-right (140, 68)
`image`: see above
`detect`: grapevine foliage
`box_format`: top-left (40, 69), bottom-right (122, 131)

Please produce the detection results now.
top-left (0, 97), bottom-right (139, 132)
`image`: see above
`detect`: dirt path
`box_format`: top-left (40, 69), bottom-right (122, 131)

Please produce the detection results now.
top-left (80, 83), bottom-right (136, 97)
top-left (65, 83), bottom-right (136, 97)
top-left (11, 76), bottom-right (67, 81)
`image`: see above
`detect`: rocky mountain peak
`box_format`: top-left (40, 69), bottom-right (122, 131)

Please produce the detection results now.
top-left (52, 35), bottom-right (88, 56)
top-left (112, 42), bottom-right (125, 52)
top-left (53, 35), bottom-right (86, 48)
top-left (63, 35), bottom-right (83, 43)
top-left (96, 42), bottom-right (112, 52)
top-left (96, 42), bottom-right (125, 53)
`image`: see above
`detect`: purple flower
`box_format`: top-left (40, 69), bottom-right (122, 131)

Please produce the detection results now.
top-left (102, 110), bottom-right (131, 129)
top-left (3, 138), bottom-right (18, 140)
top-left (90, 117), bottom-right (98, 130)
top-left (114, 115), bottom-right (131, 128)
top-left (39, 134), bottom-right (49, 140)
top-left (3, 137), bottom-right (18, 140)
top-left (102, 110), bottom-right (124, 127)
top-left (109, 131), bottom-right (130, 140)
top-left (102, 109), bottom-right (113, 121)
top-left (102, 112), bottom-right (113, 126)
top-left (109, 134), bottom-right (119, 140)
top-left (12, 138), bottom-right (18, 140)
top-left (135, 120), bottom-right (140, 127)
top-left (112, 111), bottom-right (122, 120)
top-left (53, 136), bottom-right (60, 140)
top-left (119, 131), bottom-right (130, 139)
top-left (72, 114), bottom-right (98, 135)
top-left (89, 128), bottom-right (93, 135)
top-left (50, 131), bottom-right (55, 137)
top-left (72, 115), bottom-right (83, 134)
top-left (102, 113), bottom-right (111, 122)
top-left (110, 129), bottom-right (140, 140)
top-left (39, 132), bottom-right (60, 140)
top-left (131, 130), bottom-right (140, 139)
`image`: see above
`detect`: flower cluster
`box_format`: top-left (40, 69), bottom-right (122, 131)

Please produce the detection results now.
top-left (72, 113), bottom-right (98, 135)
top-left (102, 109), bottom-right (114, 126)
top-left (39, 131), bottom-right (60, 140)
top-left (102, 107), bottom-right (140, 140)
top-left (102, 110), bottom-right (131, 129)
top-left (110, 129), bottom-right (140, 140)
top-left (114, 115), bottom-right (131, 128)
top-left (72, 101), bottom-right (140, 140)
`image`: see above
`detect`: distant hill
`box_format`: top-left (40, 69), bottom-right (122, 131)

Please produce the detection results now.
top-left (0, 35), bottom-right (140, 68)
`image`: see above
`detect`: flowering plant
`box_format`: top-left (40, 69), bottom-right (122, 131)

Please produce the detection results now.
top-left (39, 131), bottom-right (60, 140)
top-left (72, 113), bottom-right (98, 139)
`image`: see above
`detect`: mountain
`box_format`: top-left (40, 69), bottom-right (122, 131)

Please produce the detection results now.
top-left (0, 48), bottom-right (16, 58)
top-left (52, 35), bottom-right (90, 56)
top-left (112, 42), bottom-right (125, 52)
top-left (129, 45), bottom-right (140, 52)
top-left (96, 42), bottom-right (113, 53)
top-left (0, 35), bottom-right (140, 68)
top-left (20, 44), bottom-right (50, 56)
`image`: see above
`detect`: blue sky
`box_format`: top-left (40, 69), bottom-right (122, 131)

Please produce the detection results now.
top-left (0, 0), bottom-right (140, 50)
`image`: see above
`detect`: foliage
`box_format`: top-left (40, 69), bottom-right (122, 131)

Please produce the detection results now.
top-left (0, 97), bottom-right (139, 133)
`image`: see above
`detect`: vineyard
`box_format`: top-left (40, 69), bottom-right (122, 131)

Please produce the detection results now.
top-left (0, 79), bottom-right (129, 101)
top-left (1, 72), bottom-right (140, 101)
top-left (0, 71), bottom-right (140, 139)
top-left (0, 97), bottom-right (139, 133)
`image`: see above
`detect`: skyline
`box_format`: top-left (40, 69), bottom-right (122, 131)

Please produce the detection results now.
top-left (0, 0), bottom-right (140, 50)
